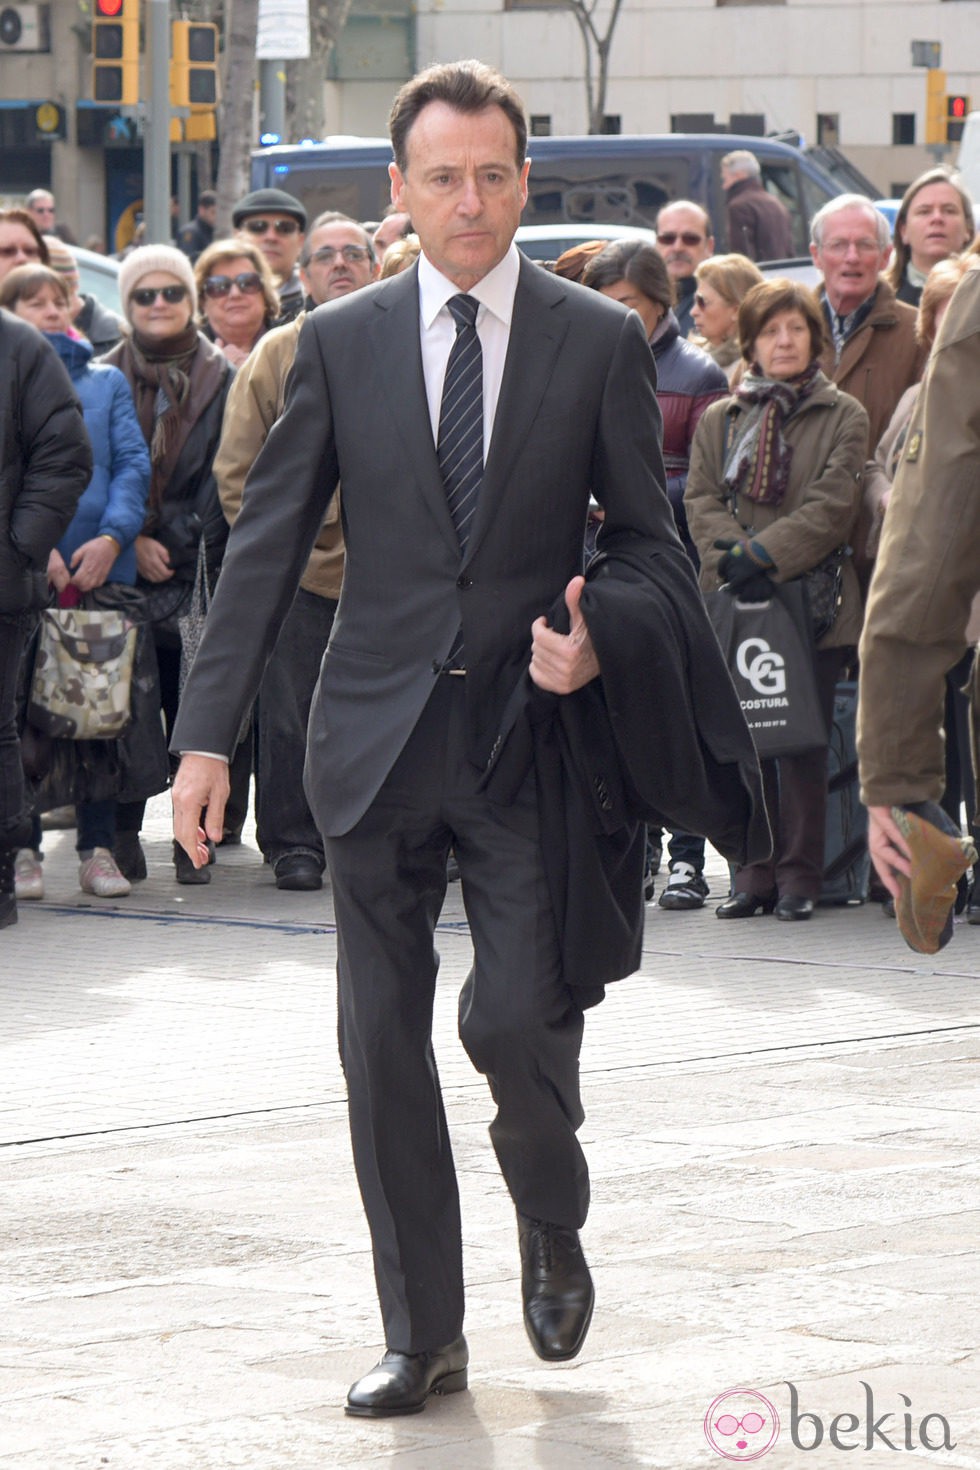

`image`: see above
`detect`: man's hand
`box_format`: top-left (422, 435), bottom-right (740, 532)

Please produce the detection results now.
top-left (867, 804), bottom-right (912, 900)
top-left (529, 575), bottom-right (600, 694)
top-left (136, 535), bottom-right (174, 583)
top-left (172, 754), bottom-right (230, 868)
top-left (69, 536), bottom-right (117, 592)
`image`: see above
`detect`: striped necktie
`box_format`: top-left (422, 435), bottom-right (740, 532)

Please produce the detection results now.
top-left (437, 293), bottom-right (483, 551)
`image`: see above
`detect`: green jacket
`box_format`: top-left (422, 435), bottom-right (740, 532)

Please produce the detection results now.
top-left (684, 370), bottom-right (868, 649)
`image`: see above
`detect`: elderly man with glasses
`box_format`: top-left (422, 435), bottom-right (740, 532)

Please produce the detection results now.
top-left (654, 199), bottom-right (715, 338)
top-left (810, 194), bottom-right (927, 455)
top-left (213, 211), bottom-right (378, 890)
top-left (231, 187), bottom-right (307, 322)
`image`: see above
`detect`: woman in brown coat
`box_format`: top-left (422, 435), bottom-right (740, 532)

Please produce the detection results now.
top-left (685, 279), bottom-right (868, 919)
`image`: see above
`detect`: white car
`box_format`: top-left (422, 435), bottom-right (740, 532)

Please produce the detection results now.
top-left (514, 222), bottom-right (659, 262)
top-left (71, 245), bottom-right (122, 313)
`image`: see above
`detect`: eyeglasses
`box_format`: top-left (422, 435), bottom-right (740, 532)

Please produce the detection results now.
top-left (241, 217), bottom-right (301, 237)
top-left (309, 244), bottom-right (371, 265)
top-left (130, 284), bottom-right (189, 306)
top-left (0, 244), bottom-right (41, 259)
top-left (820, 238), bottom-right (882, 257)
top-left (202, 272), bottom-right (264, 298)
top-left (714, 1414), bottom-right (767, 1437)
top-left (657, 231), bottom-right (705, 247)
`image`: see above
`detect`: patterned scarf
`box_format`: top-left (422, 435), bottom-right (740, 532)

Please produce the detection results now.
top-left (722, 359), bottom-right (821, 507)
top-left (128, 325), bottom-right (201, 511)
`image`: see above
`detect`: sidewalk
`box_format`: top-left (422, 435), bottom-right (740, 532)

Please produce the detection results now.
top-left (2, 792), bottom-right (978, 1469)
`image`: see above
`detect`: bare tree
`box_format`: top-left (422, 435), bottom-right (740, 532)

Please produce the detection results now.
top-left (214, 0), bottom-right (261, 232)
top-left (562, 0), bottom-right (625, 134)
top-left (286, 0), bottom-right (354, 142)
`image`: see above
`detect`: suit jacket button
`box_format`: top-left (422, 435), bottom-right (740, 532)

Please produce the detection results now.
top-left (456, 575), bottom-right (472, 589)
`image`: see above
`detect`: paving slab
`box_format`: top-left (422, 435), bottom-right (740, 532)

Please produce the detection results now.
top-left (1, 792), bottom-right (978, 1468)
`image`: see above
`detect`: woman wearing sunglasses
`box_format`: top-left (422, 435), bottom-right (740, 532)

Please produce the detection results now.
top-left (689, 253), bottom-right (764, 386)
top-left (194, 238), bottom-right (280, 368)
top-left (102, 245), bottom-right (237, 885)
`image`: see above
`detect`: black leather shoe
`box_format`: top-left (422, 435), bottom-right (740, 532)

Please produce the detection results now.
top-left (274, 853), bottom-right (323, 891)
top-left (774, 894), bottom-right (814, 921)
top-left (345, 1336), bottom-right (468, 1417)
top-left (715, 892), bottom-right (775, 919)
top-left (518, 1214), bottom-right (594, 1362)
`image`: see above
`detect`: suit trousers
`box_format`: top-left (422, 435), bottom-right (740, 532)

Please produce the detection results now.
top-left (325, 675), bottom-right (589, 1353)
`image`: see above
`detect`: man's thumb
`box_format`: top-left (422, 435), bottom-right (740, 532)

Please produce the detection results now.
top-left (565, 574), bottom-right (586, 632)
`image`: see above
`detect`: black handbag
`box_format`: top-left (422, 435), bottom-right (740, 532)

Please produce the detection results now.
top-left (705, 582), bottom-right (828, 759)
top-left (803, 547), bottom-right (847, 642)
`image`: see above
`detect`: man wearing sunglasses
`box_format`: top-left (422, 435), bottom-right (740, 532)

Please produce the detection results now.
top-left (231, 187), bottom-right (307, 322)
top-left (654, 200), bottom-right (715, 339)
top-left (214, 212), bottom-right (378, 892)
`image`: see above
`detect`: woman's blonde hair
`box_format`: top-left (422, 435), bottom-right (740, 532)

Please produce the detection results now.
top-left (194, 237), bottom-right (280, 326)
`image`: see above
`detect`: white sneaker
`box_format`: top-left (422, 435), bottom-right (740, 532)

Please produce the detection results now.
top-left (14, 848), bottom-right (44, 900)
top-left (79, 847), bottom-right (131, 898)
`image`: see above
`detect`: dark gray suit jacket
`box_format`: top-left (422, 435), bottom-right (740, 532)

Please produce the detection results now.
top-left (171, 253), bottom-right (680, 835)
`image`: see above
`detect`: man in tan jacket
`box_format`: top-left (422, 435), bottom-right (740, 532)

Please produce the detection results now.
top-left (857, 257), bottom-right (980, 942)
top-left (215, 213), bottom-right (377, 889)
top-left (811, 194), bottom-right (928, 454)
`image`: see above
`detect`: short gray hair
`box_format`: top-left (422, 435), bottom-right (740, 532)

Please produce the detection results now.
top-left (721, 150), bottom-right (760, 179)
top-left (810, 193), bottom-right (891, 250)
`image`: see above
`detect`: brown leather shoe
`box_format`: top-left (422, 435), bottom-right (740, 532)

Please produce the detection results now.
top-left (891, 806), bottom-right (978, 955)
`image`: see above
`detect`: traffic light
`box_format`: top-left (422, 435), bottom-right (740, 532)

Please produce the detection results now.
top-left (946, 94), bottom-right (970, 144)
top-left (170, 21), bottom-right (219, 111)
top-left (92, 0), bottom-right (139, 108)
top-left (925, 68), bottom-right (947, 145)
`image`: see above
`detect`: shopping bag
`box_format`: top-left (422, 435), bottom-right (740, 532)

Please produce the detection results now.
top-left (27, 606), bottom-right (137, 740)
top-left (705, 582), bottom-right (827, 759)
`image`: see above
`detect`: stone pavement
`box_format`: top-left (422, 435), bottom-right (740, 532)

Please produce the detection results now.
top-left (1, 793), bottom-right (978, 1469)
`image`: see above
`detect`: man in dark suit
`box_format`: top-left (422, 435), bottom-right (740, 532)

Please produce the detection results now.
top-left (172, 59), bottom-right (679, 1415)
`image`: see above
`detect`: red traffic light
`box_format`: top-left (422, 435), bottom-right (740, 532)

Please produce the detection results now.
top-left (95, 0), bottom-right (124, 14)
top-left (948, 95), bottom-right (968, 119)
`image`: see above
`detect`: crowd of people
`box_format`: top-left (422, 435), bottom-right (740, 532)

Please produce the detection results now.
top-left (1, 157), bottom-right (978, 930)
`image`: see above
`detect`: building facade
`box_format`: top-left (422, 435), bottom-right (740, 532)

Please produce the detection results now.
top-left (325, 0), bottom-right (980, 198)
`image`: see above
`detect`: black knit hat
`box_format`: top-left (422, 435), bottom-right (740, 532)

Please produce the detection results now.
top-left (231, 188), bottom-right (307, 230)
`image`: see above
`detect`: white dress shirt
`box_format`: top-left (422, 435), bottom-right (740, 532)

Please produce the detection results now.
top-left (417, 243), bottom-right (522, 458)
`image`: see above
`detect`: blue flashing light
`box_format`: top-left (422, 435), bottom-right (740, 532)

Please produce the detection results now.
top-left (273, 164), bottom-right (290, 174)
top-left (260, 131), bottom-right (281, 147)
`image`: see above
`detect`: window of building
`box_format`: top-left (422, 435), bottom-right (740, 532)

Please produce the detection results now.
top-left (327, 0), bottom-right (414, 82)
top-left (600, 115), bottom-right (622, 135)
top-left (530, 115), bottom-right (552, 136)
top-left (816, 114), bottom-right (839, 146)
top-left (892, 113), bottom-right (916, 146)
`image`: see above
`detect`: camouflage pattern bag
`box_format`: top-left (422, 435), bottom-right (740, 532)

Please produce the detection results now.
top-left (28, 607), bottom-right (138, 740)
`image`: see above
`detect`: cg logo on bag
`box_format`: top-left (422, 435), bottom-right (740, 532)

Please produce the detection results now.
top-left (736, 638), bottom-right (786, 696)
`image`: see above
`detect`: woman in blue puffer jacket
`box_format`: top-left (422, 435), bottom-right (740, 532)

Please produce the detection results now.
top-left (0, 262), bottom-right (151, 901)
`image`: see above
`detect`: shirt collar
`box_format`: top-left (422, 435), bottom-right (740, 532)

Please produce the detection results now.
top-left (418, 243), bottom-right (522, 330)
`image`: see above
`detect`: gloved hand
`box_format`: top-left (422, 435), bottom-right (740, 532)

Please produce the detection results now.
top-left (714, 538), bottom-right (774, 599)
